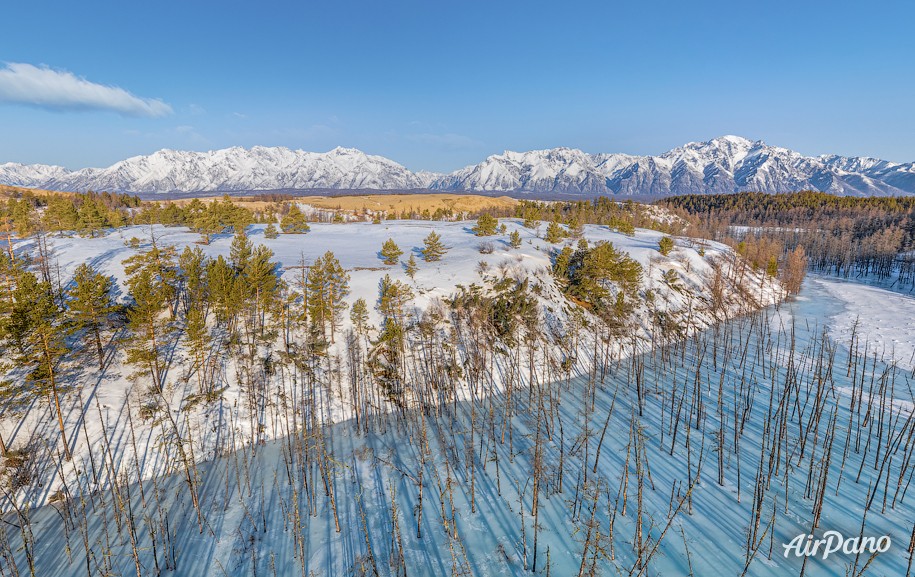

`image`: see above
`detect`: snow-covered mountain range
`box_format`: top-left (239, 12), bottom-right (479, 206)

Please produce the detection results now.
top-left (2, 135), bottom-right (913, 196)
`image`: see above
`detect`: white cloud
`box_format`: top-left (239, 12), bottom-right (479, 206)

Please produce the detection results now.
top-left (0, 62), bottom-right (172, 117)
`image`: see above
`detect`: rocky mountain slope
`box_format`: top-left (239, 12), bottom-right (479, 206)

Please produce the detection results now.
top-left (2, 136), bottom-right (912, 196)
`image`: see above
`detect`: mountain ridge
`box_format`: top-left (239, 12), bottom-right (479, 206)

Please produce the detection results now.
top-left (2, 135), bottom-right (913, 197)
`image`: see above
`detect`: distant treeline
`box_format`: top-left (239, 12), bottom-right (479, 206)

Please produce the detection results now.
top-left (511, 198), bottom-right (681, 235)
top-left (0, 190), bottom-right (681, 244)
top-left (661, 191), bottom-right (915, 286)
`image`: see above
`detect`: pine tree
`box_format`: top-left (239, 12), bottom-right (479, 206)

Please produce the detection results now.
top-left (67, 263), bottom-right (116, 370)
top-left (552, 246), bottom-right (574, 281)
top-left (123, 242), bottom-right (179, 316)
top-left (509, 230), bottom-right (522, 249)
top-left (264, 222), bottom-right (279, 239)
top-left (405, 254), bottom-right (418, 279)
top-left (230, 231), bottom-right (253, 272)
top-left (281, 203), bottom-right (311, 234)
top-left (545, 220), bottom-right (565, 243)
top-left (350, 298), bottom-right (369, 335)
top-left (323, 252), bottom-right (350, 341)
top-left (243, 245), bottom-right (280, 336)
top-left (184, 306), bottom-right (211, 395)
top-left (306, 251), bottom-right (350, 343)
top-left (125, 267), bottom-right (169, 391)
top-left (658, 236), bottom-right (674, 256)
top-left (567, 217), bottom-right (583, 238)
top-left (207, 255), bottom-right (243, 327)
top-left (10, 272), bottom-right (72, 459)
top-left (193, 207), bottom-right (224, 244)
top-left (422, 231), bottom-right (446, 262)
top-left (178, 246), bottom-right (208, 313)
top-left (373, 274), bottom-right (413, 404)
top-left (9, 199), bottom-right (35, 238)
top-left (43, 197), bottom-right (80, 232)
top-left (473, 213), bottom-right (498, 236)
top-left (380, 238), bottom-right (403, 265)
top-left (77, 199), bottom-right (107, 238)
top-left (766, 255), bottom-right (779, 278)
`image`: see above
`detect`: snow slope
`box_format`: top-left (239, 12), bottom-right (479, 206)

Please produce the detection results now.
top-left (6, 273), bottom-right (915, 577)
top-left (2, 219), bottom-right (779, 512)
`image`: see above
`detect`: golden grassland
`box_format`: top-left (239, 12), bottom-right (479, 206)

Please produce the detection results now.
top-left (0, 184), bottom-right (519, 215)
top-left (169, 192), bottom-right (518, 213)
top-left (291, 193), bottom-right (517, 213)
top-left (0, 185), bottom-right (74, 199)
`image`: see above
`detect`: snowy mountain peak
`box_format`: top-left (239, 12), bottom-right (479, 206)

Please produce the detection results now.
top-left (0, 138), bottom-right (912, 197)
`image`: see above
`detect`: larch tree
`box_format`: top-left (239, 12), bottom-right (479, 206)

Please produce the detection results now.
top-left (781, 245), bottom-right (807, 295)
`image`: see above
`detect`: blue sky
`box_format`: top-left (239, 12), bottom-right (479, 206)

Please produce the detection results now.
top-left (1, 0), bottom-right (913, 172)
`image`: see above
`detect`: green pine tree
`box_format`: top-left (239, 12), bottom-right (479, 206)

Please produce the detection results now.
top-left (230, 231), bottom-right (253, 272)
top-left (10, 272), bottom-right (72, 459)
top-left (380, 238), bottom-right (403, 265)
top-left (43, 197), bottom-right (80, 232)
top-left (658, 236), bottom-right (674, 256)
top-left (509, 230), bottom-right (522, 249)
top-left (422, 231), bottom-right (446, 262)
top-left (545, 220), bottom-right (566, 243)
top-left (473, 213), bottom-right (498, 236)
top-left (281, 204), bottom-right (311, 234)
top-left (264, 222), bottom-right (279, 239)
top-left (243, 244), bottom-right (280, 336)
top-left (207, 255), bottom-right (243, 327)
top-left (77, 200), bottom-right (107, 238)
top-left (306, 251), bottom-right (350, 343)
top-left (193, 207), bottom-right (224, 244)
top-left (405, 253), bottom-right (418, 279)
top-left (67, 263), bottom-right (116, 370)
top-left (373, 274), bottom-right (414, 404)
top-left (125, 267), bottom-right (169, 391)
top-left (350, 298), bottom-right (369, 335)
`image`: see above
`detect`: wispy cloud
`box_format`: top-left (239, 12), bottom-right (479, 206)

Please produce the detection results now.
top-left (0, 62), bottom-right (172, 117)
